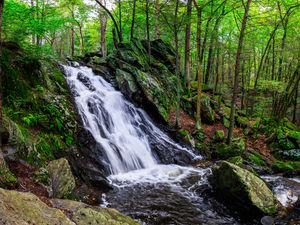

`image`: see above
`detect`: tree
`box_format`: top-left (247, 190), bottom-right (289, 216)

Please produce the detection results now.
top-left (227, 0), bottom-right (252, 144)
top-left (0, 0), bottom-right (4, 149)
top-left (184, 0), bottom-right (192, 91)
top-left (130, 0), bottom-right (136, 40)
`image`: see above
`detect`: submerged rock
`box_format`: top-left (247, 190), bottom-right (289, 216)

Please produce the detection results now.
top-left (47, 158), bottom-right (76, 198)
top-left (211, 161), bottom-right (280, 216)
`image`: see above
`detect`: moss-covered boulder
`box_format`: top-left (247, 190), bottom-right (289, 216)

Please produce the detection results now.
top-left (214, 130), bottom-right (225, 142)
top-left (50, 199), bottom-right (140, 225)
top-left (211, 161), bottom-right (280, 216)
top-left (0, 188), bottom-right (74, 225)
top-left (213, 138), bottom-right (246, 159)
top-left (47, 158), bottom-right (76, 199)
top-left (200, 94), bottom-right (215, 123)
top-left (0, 153), bottom-right (18, 189)
top-left (102, 39), bottom-right (179, 122)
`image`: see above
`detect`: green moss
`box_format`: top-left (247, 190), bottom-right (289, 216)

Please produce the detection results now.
top-left (227, 156), bottom-right (243, 166)
top-left (272, 160), bottom-right (300, 172)
top-left (247, 152), bottom-right (266, 166)
top-left (214, 130), bottom-right (225, 142)
top-left (223, 117), bottom-right (230, 128)
top-left (236, 116), bottom-right (248, 128)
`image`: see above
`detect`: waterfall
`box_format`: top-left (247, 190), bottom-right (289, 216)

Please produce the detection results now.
top-left (63, 64), bottom-right (197, 175)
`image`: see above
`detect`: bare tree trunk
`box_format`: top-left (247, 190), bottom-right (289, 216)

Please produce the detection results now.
top-left (227, 0), bottom-right (252, 144)
top-left (130, 0), bottom-right (137, 40)
top-left (0, 0), bottom-right (4, 148)
top-left (79, 23), bottom-right (84, 55)
top-left (193, 0), bottom-right (202, 128)
top-left (99, 5), bottom-right (107, 56)
top-left (271, 34), bottom-right (275, 80)
top-left (146, 0), bottom-right (151, 61)
top-left (155, 0), bottom-right (160, 39)
top-left (174, 0), bottom-right (180, 127)
top-left (278, 19), bottom-right (288, 81)
top-left (293, 84), bottom-right (298, 123)
top-left (184, 0), bottom-right (192, 90)
top-left (95, 0), bottom-right (122, 43)
top-left (118, 0), bottom-right (122, 41)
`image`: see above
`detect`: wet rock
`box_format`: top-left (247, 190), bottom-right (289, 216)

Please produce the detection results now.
top-left (260, 216), bottom-right (274, 225)
top-left (200, 94), bottom-right (215, 123)
top-left (50, 199), bottom-right (140, 225)
top-left (0, 188), bottom-right (74, 225)
top-left (47, 158), bottom-right (76, 198)
top-left (0, 153), bottom-right (18, 189)
top-left (211, 161), bottom-right (280, 216)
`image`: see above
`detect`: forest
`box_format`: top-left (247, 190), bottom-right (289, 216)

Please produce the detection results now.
top-left (0, 0), bottom-right (299, 225)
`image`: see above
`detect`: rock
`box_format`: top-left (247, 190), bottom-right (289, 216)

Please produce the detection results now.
top-left (47, 158), bottom-right (76, 198)
top-left (214, 130), bottom-right (225, 142)
top-left (50, 199), bottom-right (140, 225)
top-left (211, 161), bottom-right (280, 216)
top-left (260, 216), bottom-right (274, 225)
top-left (277, 149), bottom-right (300, 161)
top-left (214, 138), bottom-right (245, 159)
top-left (0, 188), bottom-right (74, 225)
top-left (0, 153), bottom-right (18, 188)
top-left (236, 116), bottom-right (248, 128)
top-left (200, 94), bottom-right (215, 123)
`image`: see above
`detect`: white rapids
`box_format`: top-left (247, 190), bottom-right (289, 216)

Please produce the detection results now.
top-left (63, 64), bottom-right (198, 175)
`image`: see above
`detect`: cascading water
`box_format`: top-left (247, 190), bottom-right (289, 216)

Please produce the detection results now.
top-left (63, 63), bottom-right (299, 225)
top-left (63, 64), bottom-right (197, 175)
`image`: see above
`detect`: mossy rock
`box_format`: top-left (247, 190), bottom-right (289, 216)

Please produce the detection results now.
top-left (211, 161), bottom-right (280, 216)
top-left (227, 156), bottom-right (243, 166)
top-left (272, 160), bottom-right (300, 172)
top-left (283, 118), bottom-right (298, 131)
top-left (214, 138), bottom-right (245, 159)
top-left (200, 94), bottom-right (215, 123)
top-left (247, 152), bottom-right (266, 167)
top-left (47, 158), bottom-right (76, 199)
top-left (287, 130), bottom-right (300, 147)
top-left (277, 149), bottom-right (300, 161)
top-left (223, 117), bottom-right (230, 128)
top-left (0, 154), bottom-right (18, 189)
top-left (214, 130), bottom-right (225, 142)
top-left (0, 188), bottom-right (74, 224)
top-left (236, 116), bottom-right (248, 128)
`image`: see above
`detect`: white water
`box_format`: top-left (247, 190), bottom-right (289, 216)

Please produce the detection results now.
top-left (63, 65), bottom-right (197, 175)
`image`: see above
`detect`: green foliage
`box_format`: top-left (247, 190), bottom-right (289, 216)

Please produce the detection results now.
top-left (272, 160), bottom-right (300, 172)
top-left (247, 152), bottom-right (266, 166)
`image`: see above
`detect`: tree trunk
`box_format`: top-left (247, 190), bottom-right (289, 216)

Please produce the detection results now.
top-left (278, 19), bottom-right (288, 81)
top-left (79, 24), bottom-right (84, 55)
top-left (0, 0), bottom-right (4, 148)
top-left (174, 0), bottom-right (180, 127)
top-left (95, 0), bottom-right (122, 43)
top-left (293, 84), bottom-right (298, 123)
top-left (146, 0), bottom-right (151, 61)
top-left (118, 0), bottom-right (122, 41)
top-left (227, 0), bottom-right (252, 144)
top-left (271, 34), bottom-right (275, 80)
top-left (193, 0), bottom-right (202, 128)
top-left (184, 0), bottom-right (192, 90)
top-left (130, 0), bottom-right (137, 40)
top-left (99, 6), bottom-right (107, 56)
top-left (155, 0), bottom-right (160, 39)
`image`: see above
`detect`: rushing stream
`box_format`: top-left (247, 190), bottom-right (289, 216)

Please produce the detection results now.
top-left (63, 64), bottom-right (299, 225)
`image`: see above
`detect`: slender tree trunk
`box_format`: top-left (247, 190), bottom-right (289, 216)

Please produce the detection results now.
top-left (241, 58), bottom-right (245, 110)
top-left (214, 42), bottom-right (220, 96)
top-left (99, 6), bottom-right (107, 56)
top-left (293, 84), bottom-right (298, 123)
top-left (130, 0), bottom-right (137, 40)
top-left (184, 0), bottom-right (192, 90)
top-left (0, 0), bottom-right (4, 148)
top-left (155, 0), bottom-right (160, 39)
top-left (193, 0), bottom-right (202, 128)
top-left (79, 24), bottom-right (84, 55)
top-left (271, 34), bottom-right (275, 80)
top-left (227, 0), bottom-right (252, 144)
top-left (95, 0), bottom-right (122, 43)
top-left (36, 0), bottom-right (40, 45)
top-left (118, 0), bottom-right (122, 41)
top-left (174, 0), bottom-right (180, 127)
top-left (146, 0), bottom-right (151, 61)
top-left (278, 19), bottom-right (288, 81)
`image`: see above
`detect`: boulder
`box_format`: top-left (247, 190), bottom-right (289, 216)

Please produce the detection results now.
top-left (214, 130), bottom-right (225, 142)
top-left (211, 161), bottom-right (280, 216)
top-left (0, 188), bottom-right (74, 225)
top-left (0, 153), bottom-right (18, 188)
top-left (50, 199), bottom-right (140, 225)
top-left (47, 158), bottom-right (76, 198)
top-left (200, 94), bottom-right (215, 123)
